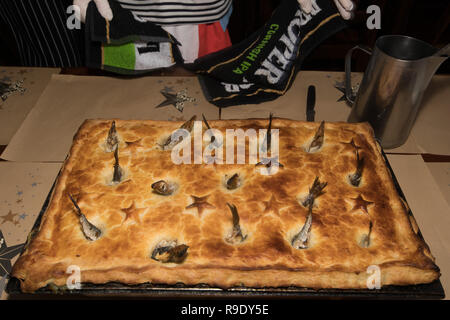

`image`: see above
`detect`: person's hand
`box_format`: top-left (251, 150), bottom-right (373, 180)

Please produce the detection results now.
top-left (74, 0), bottom-right (113, 23)
top-left (297, 0), bottom-right (354, 20)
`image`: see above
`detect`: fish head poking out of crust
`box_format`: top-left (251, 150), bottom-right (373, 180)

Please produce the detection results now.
top-left (225, 173), bottom-right (241, 190)
top-left (291, 203), bottom-right (313, 250)
top-left (151, 180), bottom-right (176, 196)
top-left (68, 194), bottom-right (102, 241)
top-left (151, 240), bottom-right (189, 264)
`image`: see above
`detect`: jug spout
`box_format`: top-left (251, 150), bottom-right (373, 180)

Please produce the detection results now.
top-left (434, 43), bottom-right (450, 57)
top-left (423, 56), bottom-right (448, 84)
top-left (411, 43), bottom-right (450, 91)
top-left (425, 43), bottom-right (450, 78)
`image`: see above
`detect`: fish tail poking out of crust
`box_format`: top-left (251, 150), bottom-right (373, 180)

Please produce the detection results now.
top-left (302, 176), bottom-right (327, 207)
top-left (267, 112), bottom-right (273, 151)
top-left (308, 121), bottom-right (325, 153)
top-left (161, 115), bottom-right (197, 150)
top-left (261, 113), bottom-right (273, 153)
top-left (180, 115), bottom-right (197, 132)
top-left (105, 120), bottom-right (119, 152)
top-left (112, 147), bottom-right (123, 184)
top-left (202, 113), bottom-right (217, 144)
top-left (68, 194), bottom-right (102, 241)
top-left (225, 203), bottom-right (247, 244)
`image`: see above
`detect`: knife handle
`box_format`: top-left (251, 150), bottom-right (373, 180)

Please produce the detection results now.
top-left (306, 85), bottom-right (316, 122)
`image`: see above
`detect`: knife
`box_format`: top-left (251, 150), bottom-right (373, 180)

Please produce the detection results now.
top-left (306, 85), bottom-right (316, 122)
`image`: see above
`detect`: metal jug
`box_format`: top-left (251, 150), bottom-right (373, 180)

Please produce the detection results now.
top-left (345, 35), bottom-right (449, 149)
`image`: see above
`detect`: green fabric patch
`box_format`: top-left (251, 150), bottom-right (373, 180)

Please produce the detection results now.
top-left (103, 43), bottom-right (136, 70)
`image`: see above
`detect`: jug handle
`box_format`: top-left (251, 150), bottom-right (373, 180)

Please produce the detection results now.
top-left (345, 45), bottom-right (372, 104)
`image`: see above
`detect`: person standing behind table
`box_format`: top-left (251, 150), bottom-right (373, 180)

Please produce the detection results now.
top-left (0, 0), bottom-right (355, 67)
top-left (0, 0), bottom-right (84, 67)
top-left (75, 0), bottom-right (236, 63)
top-left (75, 0), bottom-right (355, 63)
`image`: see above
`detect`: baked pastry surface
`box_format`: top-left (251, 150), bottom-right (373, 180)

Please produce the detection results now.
top-left (12, 119), bottom-right (440, 293)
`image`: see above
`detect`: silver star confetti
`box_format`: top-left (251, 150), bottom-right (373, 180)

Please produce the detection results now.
top-left (155, 88), bottom-right (196, 113)
top-left (334, 81), bottom-right (359, 106)
top-left (0, 230), bottom-right (25, 277)
top-left (0, 79), bottom-right (26, 102)
top-left (0, 274), bottom-right (6, 297)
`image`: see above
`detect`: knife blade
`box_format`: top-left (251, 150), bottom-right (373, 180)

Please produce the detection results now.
top-left (306, 85), bottom-right (316, 122)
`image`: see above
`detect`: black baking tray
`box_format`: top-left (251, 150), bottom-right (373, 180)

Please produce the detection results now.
top-left (6, 147), bottom-right (445, 299)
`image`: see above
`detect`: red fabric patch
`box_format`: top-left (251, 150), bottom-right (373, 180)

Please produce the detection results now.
top-left (198, 22), bottom-right (232, 58)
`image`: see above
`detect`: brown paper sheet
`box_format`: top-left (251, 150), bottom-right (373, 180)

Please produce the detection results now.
top-left (0, 162), bottom-right (62, 300)
top-left (0, 67), bottom-right (60, 145)
top-left (390, 75), bottom-right (450, 155)
top-left (426, 162), bottom-right (450, 208)
top-left (2, 71), bottom-right (356, 161)
top-left (2, 71), bottom-right (450, 162)
top-left (387, 155), bottom-right (450, 299)
top-left (1, 74), bottom-right (217, 162)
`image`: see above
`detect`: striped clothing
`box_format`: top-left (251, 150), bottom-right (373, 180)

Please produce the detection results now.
top-left (0, 0), bottom-right (231, 67)
top-left (118, 0), bottom-right (232, 25)
top-left (0, 0), bottom-right (83, 67)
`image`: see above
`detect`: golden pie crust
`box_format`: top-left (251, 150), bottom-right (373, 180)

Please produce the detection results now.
top-left (12, 119), bottom-right (440, 293)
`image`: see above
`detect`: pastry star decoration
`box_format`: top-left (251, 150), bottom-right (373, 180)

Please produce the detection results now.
top-left (263, 194), bottom-right (283, 216)
top-left (186, 195), bottom-right (215, 217)
top-left (350, 194), bottom-right (374, 214)
top-left (121, 202), bottom-right (146, 223)
top-left (0, 230), bottom-right (25, 277)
